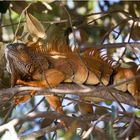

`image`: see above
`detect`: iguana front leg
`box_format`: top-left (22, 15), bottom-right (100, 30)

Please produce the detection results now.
top-left (15, 68), bottom-right (65, 104)
top-left (16, 68), bottom-right (66, 126)
top-left (16, 69), bottom-right (65, 112)
top-left (16, 69), bottom-right (65, 87)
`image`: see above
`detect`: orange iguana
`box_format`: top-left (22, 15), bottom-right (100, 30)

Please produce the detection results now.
top-left (5, 25), bottom-right (140, 125)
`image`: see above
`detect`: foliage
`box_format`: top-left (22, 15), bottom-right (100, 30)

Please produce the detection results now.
top-left (0, 1), bottom-right (140, 140)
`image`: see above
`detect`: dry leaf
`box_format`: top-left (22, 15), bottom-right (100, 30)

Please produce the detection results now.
top-left (42, 1), bottom-right (52, 10)
top-left (25, 12), bottom-right (45, 38)
top-left (14, 25), bottom-right (24, 41)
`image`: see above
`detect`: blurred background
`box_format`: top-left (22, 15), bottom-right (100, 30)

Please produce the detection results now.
top-left (0, 1), bottom-right (140, 140)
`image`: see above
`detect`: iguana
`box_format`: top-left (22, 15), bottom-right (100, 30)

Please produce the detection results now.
top-left (4, 25), bottom-right (140, 126)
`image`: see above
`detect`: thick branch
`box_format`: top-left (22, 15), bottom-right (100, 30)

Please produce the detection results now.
top-left (0, 83), bottom-right (138, 108)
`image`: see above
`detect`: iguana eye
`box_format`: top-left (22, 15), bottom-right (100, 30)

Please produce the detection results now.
top-left (17, 45), bottom-right (24, 50)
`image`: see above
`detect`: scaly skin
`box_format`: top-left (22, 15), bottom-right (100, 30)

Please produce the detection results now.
top-left (113, 63), bottom-right (140, 104)
top-left (5, 25), bottom-right (140, 127)
top-left (5, 42), bottom-right (95, 115)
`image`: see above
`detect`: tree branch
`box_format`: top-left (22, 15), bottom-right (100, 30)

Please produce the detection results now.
top-left (0, 83), bottom-right (138, 108)
top-left (0, 111), bottom-right (92, 133)
top-left (20, 124), bottom-right (63, 140)
top-left (0, 111), bottom-right (139, 134)
top-left (83, 42), bottom-right (140, 49)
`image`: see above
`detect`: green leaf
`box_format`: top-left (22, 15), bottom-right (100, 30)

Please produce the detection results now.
top-left (135, 110), bottom-right (140, 117)
top-left (111, 106), bottom-right (118, 119)
top-left (108, 122), bottom-right (117, 140)
top-left (88, 1), bottom-right (94, 11)
top-left (105, 100), bottom-right (113, 105)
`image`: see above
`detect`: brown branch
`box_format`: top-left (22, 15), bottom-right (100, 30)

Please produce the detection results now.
top-left (16, 97), bottom-right (45, 132)
top-left (77, 13), bottom-right (109, 29)
top-left (1, 74), bottom-right (140, 108)
top-left (128, 20), bottom-right (135, 43)
top-left (0, 83), bottom-right (138, 108)
top-left (100, 19), bottom-right (129, 44)
top-left (82, 42), bottom-right (140, 50)
top-left (0, 19), bottom-right (79, 28)
top-left (0, 111), bottom-right (92, 133)
top-left (0, 111), bottom-right (139, 134)
top-left (4, 9), bottom-right (131, 29)
top-left (2, 103), bottom-right (16, 124)
top-left (118, 114), bottom-right (136, 138)
top-left (20, 124), bottom-right (63, 140)
top-left (84, 10), bottom-right (132, 18)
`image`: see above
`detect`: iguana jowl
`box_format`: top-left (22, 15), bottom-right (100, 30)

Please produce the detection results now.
top-left (5, 25), bottom-right (140, 122)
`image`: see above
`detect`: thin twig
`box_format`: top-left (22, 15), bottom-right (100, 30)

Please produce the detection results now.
top-left (83, 42), bottom-right (140, 50)
top-left (8, 8), bottom-right (15, 33)
top-left (2, 103), bottom-right (16, 124)
top-left (77, 14), bottom-right (109, 29)
top-left (100, 19), bottom-right (130, 44)
top-left (20, 124), bottom-right (63, 140)
top-left (115, 20), bottom-right (135, 65)
top-left (16, 97), bottom-right (45, 132)
top-left (62, 4), bottom-right (77, 48)
top-left (84, 10), bottom-right (132, 18)
top-left (128, 21), bottom-right (135, 43)
top-left (118, 114), bottom-right (135, 138)
top-left (114, 20), bottom-right (127, 40)
top-left (0, 111), bottom-right (138, 134)
top-left (14, 3), bottom-right (32, 41)
top-left (0, 111), bottom-right (92, 133)
top-left (82, 114), bottom-right (109, 139)
top-left (127, 21), bottom-right (140, 64)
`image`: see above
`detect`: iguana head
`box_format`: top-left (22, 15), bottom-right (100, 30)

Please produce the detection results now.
top-left (5, 43), bottom-right (35, 75)
top-left (5, 43), bottom-right (48, 86)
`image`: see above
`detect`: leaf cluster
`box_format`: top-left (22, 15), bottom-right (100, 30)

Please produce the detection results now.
top-left (0, 1), bottom-right (140, 140)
